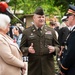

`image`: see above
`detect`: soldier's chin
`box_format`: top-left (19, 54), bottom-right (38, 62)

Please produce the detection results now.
top-left (40, 22), bottom-right (45, 25)
top-left (39, 24), bottom-right (43, 27)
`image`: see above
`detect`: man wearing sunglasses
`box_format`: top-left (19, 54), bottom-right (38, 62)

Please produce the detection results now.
top-left (60, 4), bottom-right (75, 75)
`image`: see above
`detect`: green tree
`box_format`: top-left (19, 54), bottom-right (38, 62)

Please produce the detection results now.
top-left (8, 0), bottom-right (60, 15)
top-left (1, 0), bottom-right (75, 24)
top-left (1, 0), bottom-right (75, 16)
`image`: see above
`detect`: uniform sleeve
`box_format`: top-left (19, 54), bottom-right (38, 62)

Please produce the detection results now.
top-left (0, 41), bottom-right (24, 68)
top-left (52, 29), bottom-right (60, 54)
top-left (20, 30), bottom-right (29, 56)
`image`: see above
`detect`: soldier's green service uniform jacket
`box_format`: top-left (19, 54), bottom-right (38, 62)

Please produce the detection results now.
top-left (20, 25), bottom-right (60, 75)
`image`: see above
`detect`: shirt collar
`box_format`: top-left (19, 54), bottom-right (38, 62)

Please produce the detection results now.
top-left (34, 24), bottom-right (44, 30)
top-left (70, 25), bottom-right (75, 31)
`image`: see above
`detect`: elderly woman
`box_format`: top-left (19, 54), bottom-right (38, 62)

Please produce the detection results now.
top-left (0, 14), bottom-right (26, 75)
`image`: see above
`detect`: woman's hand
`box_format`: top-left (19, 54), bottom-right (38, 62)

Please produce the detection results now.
top-left (22, 62), bottom-right (26, 75)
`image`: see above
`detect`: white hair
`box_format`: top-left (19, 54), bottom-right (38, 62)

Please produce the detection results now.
top-left (0, 14), bottom-right (11, 30)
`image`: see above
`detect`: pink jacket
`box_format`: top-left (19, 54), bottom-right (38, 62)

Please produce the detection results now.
top-left (0, 34), bottom-right (24, 75)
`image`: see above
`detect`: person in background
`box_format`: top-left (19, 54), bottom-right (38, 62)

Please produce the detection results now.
top-left (7, 25), bottom-right (14, 38)
top-left (0, 14), bottom-right (26, 75)
top-left (59, 16), bottom-right (69, 28)
top-left (60, 5), bottom-right (75, 75)
top-left (20, 7), bottom-right (60, 75)
top-left (12, 26), bottom-right (24, 47)
top-left (58, 15), bottom-right (70, 60)
top-left (54, 21), bottom-right (60, 33)
top-left (49, 17), bottom-right (60, 33)
top-left (49, 21), bottom-right (59, 39)
top-left (56, 15), bottom-right (70, 72)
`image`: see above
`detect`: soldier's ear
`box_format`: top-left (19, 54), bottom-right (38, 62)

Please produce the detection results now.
top-left (33, 15), bottom-right (34, 20)
top-left (33, 15), bottom-right (36, 21)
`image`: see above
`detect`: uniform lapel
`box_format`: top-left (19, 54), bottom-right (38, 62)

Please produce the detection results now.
top-left (72, 27), bottom-right (75, 32)
top-left (41, 28), bottom-right (46, 36)
top-left (31, 25), bottom-right (40, 36)
top-left (41, 25), bottom-right (47, 36)
top-left (31, 25), bottom-right (47, 37)
top-left (66, 27), bottom-right (75, 41)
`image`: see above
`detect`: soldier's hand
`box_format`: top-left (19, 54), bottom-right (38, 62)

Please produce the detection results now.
top-left (28, 43), bottom-right (35, 54)
top-left (48, 45), bottom-right (55, 53)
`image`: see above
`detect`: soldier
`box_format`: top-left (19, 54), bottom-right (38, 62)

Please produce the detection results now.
top-left (20, 7), bottom-right (60, 75)
top-left (60, 5), bottom-right (75, 75)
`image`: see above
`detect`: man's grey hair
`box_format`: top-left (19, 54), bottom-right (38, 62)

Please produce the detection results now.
top-left (0, 14), bottom-right (11, 30)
